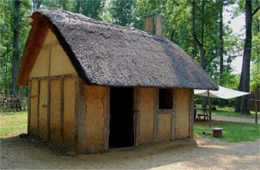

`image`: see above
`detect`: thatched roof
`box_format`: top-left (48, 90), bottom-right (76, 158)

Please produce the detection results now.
top-left (18, 10), bottom-right (218, 90)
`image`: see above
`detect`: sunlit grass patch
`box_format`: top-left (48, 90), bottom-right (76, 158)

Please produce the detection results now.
top-left (194, 120), bottom-right (260, 142)
top-left (0, 111), bottom-right (27, 138)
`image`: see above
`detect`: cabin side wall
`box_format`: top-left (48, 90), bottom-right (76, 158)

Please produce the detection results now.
top-left (28, 29), bottom-right (78, 149)
top-left (137, 88), bottom-right (192, 145)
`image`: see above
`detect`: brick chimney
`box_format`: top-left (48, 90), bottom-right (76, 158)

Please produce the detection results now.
top-left (144, 14), bottom-right (163, 37)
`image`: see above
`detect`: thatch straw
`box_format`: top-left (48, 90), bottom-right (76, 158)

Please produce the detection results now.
top-left (18, 10), bottom-right (218, 90)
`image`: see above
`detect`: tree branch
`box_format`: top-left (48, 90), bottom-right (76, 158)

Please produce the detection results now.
top-left (191, 0), bottom-right (202, 47)
top-left (252, 6), bottom-right (260, 16)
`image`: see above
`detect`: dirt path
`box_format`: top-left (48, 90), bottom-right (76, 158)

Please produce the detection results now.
top-left (1, 136), bottom-right (260, 169)
top-left (212, 115), bottom-right (259, 124)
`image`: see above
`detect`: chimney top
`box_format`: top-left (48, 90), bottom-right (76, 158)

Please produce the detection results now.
top-left (144, 14), bottom-right (163, 37)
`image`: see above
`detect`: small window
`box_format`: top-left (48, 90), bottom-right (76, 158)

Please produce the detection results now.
top-left (159, 89), bottom-right (173, 109)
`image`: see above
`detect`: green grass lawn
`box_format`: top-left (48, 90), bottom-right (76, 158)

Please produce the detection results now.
top-left (1, 111), bottom-right (259, 143)
top-left (196, 104), bottom-right (259, 119)
top-left (194, 120), bottom-right (260, 142)
top-left (0, 111), bottom-right (27, 138)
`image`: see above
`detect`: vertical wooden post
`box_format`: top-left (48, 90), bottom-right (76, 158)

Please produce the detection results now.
top-left (60, 77), bottom-right (64, 143)
top-left (27, 80), bottom-right (32, 135)
top-left (76, 79), bottom-right (86, 152)
top-left (74, 77), bottom-right (79, 150)
top-left (104, 87), bottom-right (110, 151)
top-left (189, 89), bottom-right (194, 138)
top-left (207, 90), bottom-right (212, 120)
top-left (47, 79), bottom-right (51, 140)
top-left (171, 89), bottom-right (176, 140)
top-left (153, 89), bottom-right (159, 142)
top-left (47, 45), bottom-right (51, 140)
top-left (37, 79), bottom-right (41, 136)
top-left (135, 87), bottom-right (141, 146)
top-left (255, 99), bottom-right (258, 124)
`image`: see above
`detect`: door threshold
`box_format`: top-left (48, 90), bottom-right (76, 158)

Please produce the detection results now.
top-left (109, 146), bottom-right (134, 151)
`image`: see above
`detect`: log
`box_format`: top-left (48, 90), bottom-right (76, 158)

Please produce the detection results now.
top-left (212, 128), bottom-right (223, 137)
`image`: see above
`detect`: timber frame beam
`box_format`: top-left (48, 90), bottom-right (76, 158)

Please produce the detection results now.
top-left (134, 87), bottom-right (141, 146)
top-left (29, 73), bottom-right (78, 81)
top-left (104, 87), bottom-right (110, 151)
top-left (189, 89), bottom-right (194, 138)
top-left (171, 90), bottom-right (176, 140)
top-left (153, 89), bottom-right (159, 142)
top-left (27, 80), bottom-right (32, 134)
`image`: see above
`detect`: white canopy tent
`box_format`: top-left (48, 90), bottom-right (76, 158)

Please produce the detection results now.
top-left (194, 85), bottom-right (250, 121)
top-left (194, 85), bottom-right (250, 99)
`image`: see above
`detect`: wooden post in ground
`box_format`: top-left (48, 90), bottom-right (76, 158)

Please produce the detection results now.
top-left (207, 90), bottom-right (212, 127)
top-left (255, 99), bottom-right (258, 124)
top-left (27, 80), bottom-right (32, 135)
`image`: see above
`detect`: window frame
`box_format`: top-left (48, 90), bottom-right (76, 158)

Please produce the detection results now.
top-left (158, 88), bottom-right (173, 111)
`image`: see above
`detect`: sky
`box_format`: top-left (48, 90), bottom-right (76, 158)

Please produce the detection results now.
top-left (223, 4), bottom-right (245, 74)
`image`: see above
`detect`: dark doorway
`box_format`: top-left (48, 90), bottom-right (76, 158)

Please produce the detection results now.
top-left (109, 87), bottom-right (134, 148)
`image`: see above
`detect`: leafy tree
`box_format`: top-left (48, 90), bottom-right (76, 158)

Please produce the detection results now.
top-left (0, 0), bottom-right (31, 99)
top-left (109, 0), bottom-right (138, 27)
top-left (73, 0), bottom-right (105, 20)
top-left (11, 0), bottom-right (21, 98)
top-left (235, 0), bottom-right (260, 114)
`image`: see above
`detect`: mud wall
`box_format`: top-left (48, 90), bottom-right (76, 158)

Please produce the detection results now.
top-left (157, 113), bottom-right (172, 141)
top-left (175, 89), bottom-right (190, 139)
top-left (139, 88), bottom-right (155, 144)
top-left (85, 85), bottom-right (109, 153)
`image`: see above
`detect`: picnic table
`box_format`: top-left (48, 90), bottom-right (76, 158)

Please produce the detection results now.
top-left (194, 107), bottom-right (210, 120)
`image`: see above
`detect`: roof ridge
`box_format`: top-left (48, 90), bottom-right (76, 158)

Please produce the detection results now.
top-left (37, 9), bottom-right (167, 41)
top-left (18, 9), bottom-right (218, 89)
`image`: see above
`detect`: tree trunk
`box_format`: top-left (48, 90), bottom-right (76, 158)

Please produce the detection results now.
top-left (235, 80), bottom-right (242, 112)
top-left (219, 0), bottom-right (224, 79)
top-left (11, 0), bottom-right (21, 98)
top-left (192, 0), bottom-right (207, 108)
top-left (236, 0), bottom-right (255, 115)
top-left (241, 0), bottom-right (253, 115)
top-left (219, 0), bottom-right (224, 107)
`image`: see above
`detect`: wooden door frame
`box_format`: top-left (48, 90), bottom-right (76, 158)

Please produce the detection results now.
top-left (106, 87), bottom-right (138, 149)
top-left (134, 87), bottom-right (141, 147)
